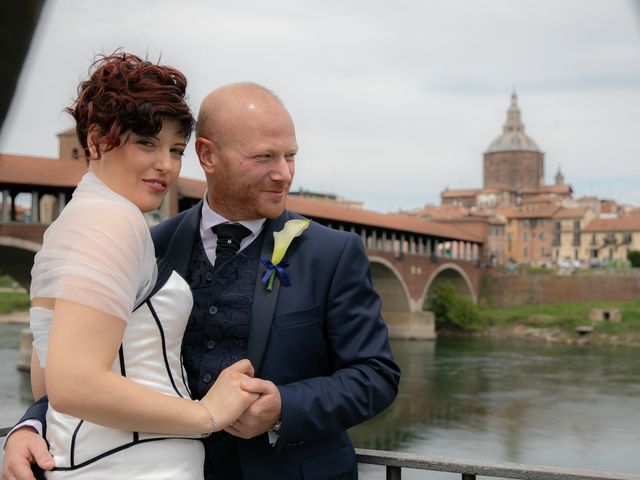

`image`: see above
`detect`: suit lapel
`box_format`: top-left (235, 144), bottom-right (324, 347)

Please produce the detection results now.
top-left (247, 211), bottom-right (289, 372)
top-left (164, 201), bottom-right (202, 279)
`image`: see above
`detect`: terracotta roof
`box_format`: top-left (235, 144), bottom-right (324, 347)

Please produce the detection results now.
top-left (583, 216), bottom-right (640, 232)
top-left (170, 175), bottom-right (482, 242)
top-left (552, 208), bottom-right (588, 219)
top-left (432, 218), bottom-right (487, 238)
top-left (503, 205), bottom-right (560, 219)
top-left (0, 154), bottom-right (481, 243)
top-left (285, 195), bottom-right (482, 242)
top-left (538, 184), bottom-right (572, 194)
top-left (441, 188), bottom-right (480, 198)
top-left (496, 207), bottom-right (518, 217)
top-left (627, 207), bottom-right (640, 217)
top-left (0, 154), bottom-right (87, 187)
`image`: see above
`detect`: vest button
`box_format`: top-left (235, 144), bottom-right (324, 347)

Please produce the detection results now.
top-left (208, 306), bottom-right (218, 315)
top-left (207, 340), bottom-right (216, 350)
top-left (203, 374), bottom-right (212, 383)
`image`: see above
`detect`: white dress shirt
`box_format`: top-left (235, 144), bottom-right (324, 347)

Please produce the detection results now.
top-left (199, 193), bottom-right (266, 266)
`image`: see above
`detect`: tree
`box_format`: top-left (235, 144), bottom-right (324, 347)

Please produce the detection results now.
top-left (428, 282), bottom-right (482, 331)
top-left (627, 250), bottom-right (640, 268)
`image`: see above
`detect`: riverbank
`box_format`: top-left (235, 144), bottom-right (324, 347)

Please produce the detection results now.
top-left (458, 298), bottom-right (640, 347)
top-left (441, 323), bottom-right (640, 347)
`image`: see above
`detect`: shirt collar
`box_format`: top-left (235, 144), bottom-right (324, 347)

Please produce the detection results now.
top-left (200, 191), bottom-right (265, 237)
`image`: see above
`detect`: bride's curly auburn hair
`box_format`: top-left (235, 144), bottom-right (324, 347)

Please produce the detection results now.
top-left (66, 51), bottom-right (195, 159)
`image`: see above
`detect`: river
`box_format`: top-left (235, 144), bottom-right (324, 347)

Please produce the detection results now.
top-left (1, 325), bottom-right (639, 478)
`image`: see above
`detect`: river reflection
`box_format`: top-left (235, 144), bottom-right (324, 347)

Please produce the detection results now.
top-left (2, 326), bottom-right (640, 477)
top-left (351, 338), bottom-right (640, 478)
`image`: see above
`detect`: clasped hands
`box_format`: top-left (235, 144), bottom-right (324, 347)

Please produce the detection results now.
top-left (202, 358), bottom-right (282, 439)
top-left (1, 360), bottom-right (280, 480)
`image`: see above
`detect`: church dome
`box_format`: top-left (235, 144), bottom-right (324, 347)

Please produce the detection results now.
top-left (486, 93), bottom-right (540, 153)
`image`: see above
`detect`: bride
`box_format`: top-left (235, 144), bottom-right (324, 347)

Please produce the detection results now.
top-left (26, 51), bottom-right (257, 479)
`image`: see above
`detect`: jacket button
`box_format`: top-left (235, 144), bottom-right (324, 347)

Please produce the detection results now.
top-left (203, 374), bottom-right (212, 383)
top-left (205, 272), bottom-right (213, 281)
top-left (208, 306), bottom-right (218, 315)
top-left (207, 340), bottom-right (216, 350)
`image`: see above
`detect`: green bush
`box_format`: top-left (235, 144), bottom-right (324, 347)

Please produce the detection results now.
top-left (0, 291), bottom-right (30, 314)
top-left (628, 250), bottom-right (640, 268)
top-left (428, 282), bottom-right (482, 331)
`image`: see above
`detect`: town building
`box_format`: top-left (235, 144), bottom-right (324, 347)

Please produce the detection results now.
top-left (440, 92), bottom-right (572, 211)
top-left (581, 216), bottom-right (640, 266)
top-left (551, 207), bottom-right (597, 267)
top-left (502, 205), bottom-right (559, 266)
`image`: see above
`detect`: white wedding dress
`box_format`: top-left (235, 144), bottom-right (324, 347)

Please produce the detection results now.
top-left (30, 173), bottom-right (204, 479)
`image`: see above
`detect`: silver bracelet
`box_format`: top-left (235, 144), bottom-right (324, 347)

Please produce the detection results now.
top-left (195, 400), bottom-right (216, 438)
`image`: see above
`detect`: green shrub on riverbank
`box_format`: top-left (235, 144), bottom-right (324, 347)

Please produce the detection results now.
top-left (0, 291), bottom-right (30, 314)
top-left (429, 282), bottom-right (483, 331)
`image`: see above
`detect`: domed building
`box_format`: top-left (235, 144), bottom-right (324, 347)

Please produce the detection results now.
top-left (483, 92), bottom-right (544, 190)
top-left (438, 92), bottom-right (576, 267)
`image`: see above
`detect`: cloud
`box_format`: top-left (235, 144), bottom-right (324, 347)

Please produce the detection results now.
top-left (1, 0), bottom-right (638, 212)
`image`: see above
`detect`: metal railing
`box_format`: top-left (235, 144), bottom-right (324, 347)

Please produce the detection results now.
top-left (355, 449), bottom-right (640, 480)
top-left (1, 428), bottom-right (638, 480)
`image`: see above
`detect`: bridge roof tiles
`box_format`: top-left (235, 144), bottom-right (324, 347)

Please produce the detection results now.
top-left (173, 176), bottom-right (480, 242)
top-left (285, 196), bottom-right (482, 243)
top-left (2, 162), bottom-right (479, 245)
top-left (0, 154), bottom-right (87, 187)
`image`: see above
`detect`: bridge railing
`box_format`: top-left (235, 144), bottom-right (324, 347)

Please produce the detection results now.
top-left (355, 448), bottom-right (640, 480)
top-left (0, 427), bottom-right (637, 480)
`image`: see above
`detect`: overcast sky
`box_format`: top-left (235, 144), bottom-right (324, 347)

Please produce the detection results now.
top-left (1, 0), bottom-right (639, 212)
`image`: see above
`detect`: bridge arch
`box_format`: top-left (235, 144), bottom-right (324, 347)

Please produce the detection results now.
top-left (369, 256), bottom-right (436, 339)
top-left (368, 256), bottom-right (411, 313)
top-left (0, 236), bottom-right (41, 290)
top-left (421, 262), bottom-right (477, 308)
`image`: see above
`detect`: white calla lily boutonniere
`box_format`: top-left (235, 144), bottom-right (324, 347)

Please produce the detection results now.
top-left (261, 219), bottom-right (310, 291)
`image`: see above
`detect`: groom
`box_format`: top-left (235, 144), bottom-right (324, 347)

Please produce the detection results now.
top-left (3, 83), bottom-right (400, 480)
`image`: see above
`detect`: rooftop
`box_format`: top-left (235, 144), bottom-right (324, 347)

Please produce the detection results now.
top-left (0, 154), bottom-right (87, 188)
top-left (583, 216), bottom-right (640, 233)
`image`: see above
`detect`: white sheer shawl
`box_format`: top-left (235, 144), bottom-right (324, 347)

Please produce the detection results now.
top-left (30, 172), bottom-right (157, 366)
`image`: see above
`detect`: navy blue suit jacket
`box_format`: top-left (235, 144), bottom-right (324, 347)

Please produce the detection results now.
top-left (153, 203), bottom-right (400, 479)
top-left (19, 203), bottom-right (400, 480)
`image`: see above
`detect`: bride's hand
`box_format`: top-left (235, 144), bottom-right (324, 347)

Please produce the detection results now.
top-left (200, 359), bottom-right (259, 431)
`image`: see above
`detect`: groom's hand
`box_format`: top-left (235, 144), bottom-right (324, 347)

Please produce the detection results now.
top-left (224, 378), bottom-right (281, 439)
top-left (2, 426), bottom-right (54, 480)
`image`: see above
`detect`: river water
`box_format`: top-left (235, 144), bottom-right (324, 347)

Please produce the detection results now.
top-left (1, 325), bottom-right (639, 478)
